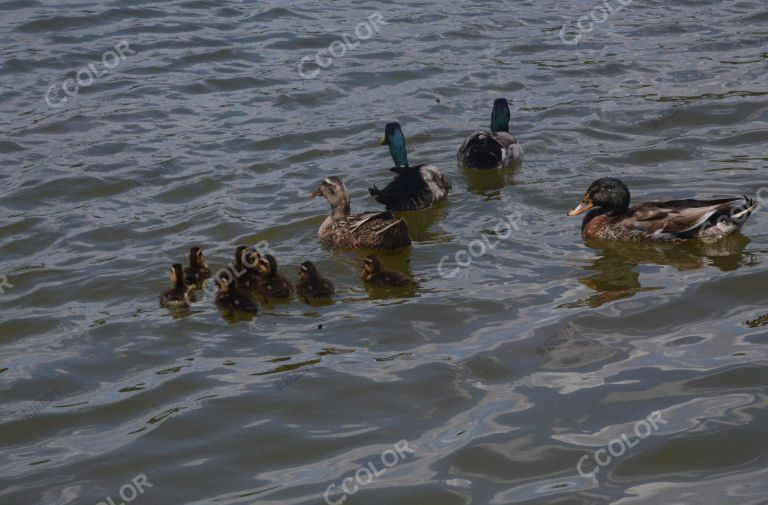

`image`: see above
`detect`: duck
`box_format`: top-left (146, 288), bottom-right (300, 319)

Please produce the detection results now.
top-left (215, 271), bottom-right (259, 313)
top-left (568, 177), bottom-right (757, 241)
top-left (161, 264), bottom-right (191, 308)
top-left (254, 254), bottom-right (294, 299)
top-left (296, 261), bottom-right (335, 301)
top-left (233, 245), bottom-right (262, 291)
top-left (311, 176), bottom-right (412, 249)
top-left (361, 255), bottom-right (412, 287)
top-left (183, 246), bottom-right (211, 285)
top-left (457, 98), bottom-right (523, 169)
top-left (368, 122), bottom-right (451, 211)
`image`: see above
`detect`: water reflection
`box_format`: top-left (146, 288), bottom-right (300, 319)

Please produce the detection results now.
top-left (396, 202), bottom-right (450, 243)
top-left (571, 235), bottom-right (754, 308)
top-left (461, 161), bottom-right (521, 198)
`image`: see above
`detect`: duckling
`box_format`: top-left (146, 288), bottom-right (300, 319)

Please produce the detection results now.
top-left (183, 246), bottom-right (211, 285)
top-left (311, 176), bottom-right (412, 249)
top-left (361, 255), bottom-right (411, 287)
top-left (457, 98), bottom-right (523, 169)
top-left (254, 254), bottom-right (294, 299)
top-left (215, 272), bottom-right (258, 313)
top-left (568, 177), bottom-right (758, 241)
top-left (368, 122), bottom-right (451, 211)
top-left (233, 245), bottom-right (261, 291)
top-left (161, 264), bottom-right (191, 308)
top-left (296, 261), bottom-right (335, 301)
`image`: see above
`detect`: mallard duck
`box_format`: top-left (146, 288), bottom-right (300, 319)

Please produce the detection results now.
top-left (361, 255), bottom-right (411, 287)
top-left (254, 254), bottom-right (294, 299)
top-left (457, 98), bottom-right (523, 169)
top-left (368, 122), bottom-right (451, 211)
top-left (568, 177), bottom-right (757, 241)
top-left (311, 176), bottom-right (412, 249)
top-left (233, 245), bottom-right (261, 291)
top-left (296, 261), bottom-right (335, 301)
top-left (215, 272), bottom-right (258, 313)
top-left (161, 264), bottom-right (191, 308)
top-left (183, 246), bottom-right (211, 285)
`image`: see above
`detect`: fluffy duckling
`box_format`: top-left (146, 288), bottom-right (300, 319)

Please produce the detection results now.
top-left (161, 264), bottom-right (191, 308)
top-left (233, 245), bottom-right (262, 291)
top-left (254, 254), bottom-right (294, 299)
top-left (568, 177), bottom-right (757, 241)
top-left (183, 246), bottom-right (211, 285)
top-left (369, 122), bottom-right (451, 211)
top-left (457, 98), bottom-right (523, 169)
top-left (296, 261), bottom-right (335, 301)
top-left (361, 255), bottom-right (411, 287)
top-left (215, 272), bottom-right (258, 313)
top-left (312, 176), bottom-right (412, 249)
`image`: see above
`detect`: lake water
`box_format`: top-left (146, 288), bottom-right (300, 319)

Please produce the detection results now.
top-left (2, 1), bottom-right (768, 504)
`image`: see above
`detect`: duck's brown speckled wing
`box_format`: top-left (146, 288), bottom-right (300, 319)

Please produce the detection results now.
top-left (625, 197), bottom-right (748, 236)
top-left (328, 211), bottom-right (411, 249)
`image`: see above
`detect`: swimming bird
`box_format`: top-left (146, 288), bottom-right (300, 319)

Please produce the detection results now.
top-left (254, 254), bottom-right (294, 299)
top-left (233, 245), bottom-right (261, 291)
top-left (361, 255), bottom-right (411, 287)
top-left (161, 264), bottom-right (191, 308)
top-left (567, 177), bottom-right (757, 241)
top-left (183, 246), bottom-right (211, 285)
top-left (311, 176), bottom-right (412, 249)
top-left (368, 122), bottom-right (451, 211)
top-left (457, 98), bottom-right (523, 169)
top-left (296, 261), bottom-right (335, 301)
top-left (215, 272), bottom-right (258, 313)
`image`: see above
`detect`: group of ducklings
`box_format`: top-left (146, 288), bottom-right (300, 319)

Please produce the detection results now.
top-left (161, 246), bottom-right (410, 311)
top-left (162, 97), bottom-right (759, 309)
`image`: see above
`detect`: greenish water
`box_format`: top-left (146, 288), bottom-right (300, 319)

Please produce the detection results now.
top-left (1, 1), bottom-right (768, 504)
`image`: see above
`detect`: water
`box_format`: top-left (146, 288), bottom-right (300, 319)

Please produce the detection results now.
top-left (2, 1), bottom-right (768, 504)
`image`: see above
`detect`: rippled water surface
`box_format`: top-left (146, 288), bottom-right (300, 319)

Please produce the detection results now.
top-left (2, 1), bottom-right (768, 504)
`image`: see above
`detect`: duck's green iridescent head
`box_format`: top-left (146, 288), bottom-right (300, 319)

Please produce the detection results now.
top-left (490, 98), bottom-right (510, 133)
top-left (568, 177), bottom-right (631, 216)
top-left (380, 122), bottom-right (409, 168)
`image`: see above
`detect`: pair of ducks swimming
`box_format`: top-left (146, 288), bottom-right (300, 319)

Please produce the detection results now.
top-left (160, 247), bottom-right (411, 311)
top-left (311, 98), bottom-right (757, 247)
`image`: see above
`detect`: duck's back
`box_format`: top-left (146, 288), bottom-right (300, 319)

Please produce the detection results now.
top-left (321, 211), bottom-right (411, 249)
top-left (372, 165), bottom-right (450, 211)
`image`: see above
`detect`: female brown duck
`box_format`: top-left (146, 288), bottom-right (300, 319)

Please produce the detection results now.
top-left (568, 177), bottom-right (757, 241)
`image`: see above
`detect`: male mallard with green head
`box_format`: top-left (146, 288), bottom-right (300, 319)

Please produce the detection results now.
top-left (361, 255), bottom-right (411, 287)
top-left (254, 254), bottom-right (294, 299)
top-left (457, 98), bottom-right (523, 169)
top-left (296, 261), bottom-right (335, 301)
top-left (311, 176), bottom-right (412, 249)
top-left (161, 264), bottom-right (191, 308)
top-left (369, 122), bottom-right (451, 211)
top-left (568, 177), bottom-right (757, 241)
top-left (215, 271), bottom-right (259, 313)
top-left (183, 246), bottom-right (211, 285)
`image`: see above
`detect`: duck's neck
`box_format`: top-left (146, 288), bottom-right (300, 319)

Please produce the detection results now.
top-left (490, 102), bottom-right (510, 133)
top-left (329, 196), bottom-right (351, 219)
top-left (387, 130), bottom-right (409, 168)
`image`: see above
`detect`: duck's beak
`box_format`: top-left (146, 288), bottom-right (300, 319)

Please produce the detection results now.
top-left (310, 190), bottom-right (322, 198)
top-left (378, 136), bottom-right (386, 145)
top-left (568, 198), bottom-right (593, 216)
